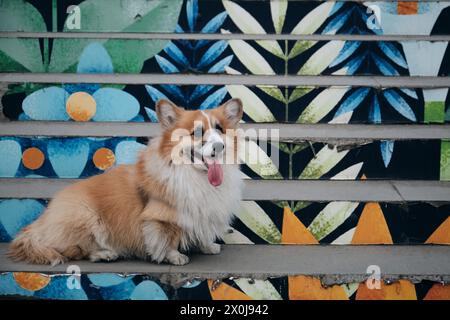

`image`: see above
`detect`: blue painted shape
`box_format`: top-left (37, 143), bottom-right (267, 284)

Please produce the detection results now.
top-left (63, 83), bottom-right (100, 95)
top-left (0, 273), bottom-right (34, 297)
top-left (399, 88), bottom-right (418, 99)
top-left (115, 141), bottom-right (147, 165)
top-left (186, 0), bottom-right (198, 32)
top-left (97, 278), bottom-right (136, 300)
top-left (18, 113), bottom-right (31, 121)
top-left (0, 199), bottom-right (44, 238)
top-left (322, 7), bottom-right (353, 34)
top-left (200, 87), bottom-right (228, 110)
top-left (344, 53), bottom-right (366, 75)
top-left (130, 114), bottom-right (145, 122)
top-left (182, 279), bottom-right (202, 288)
top-left (0, 139), bottom-right (21, 177)
top-left (161, 84), bottom-right (185, 101)
top-left (93, 88), bottom-right (140, 121)
top-left (190, 85), bottom-right (214, 101)
top-left (369, 95), bottom-right (381, 124)
top-left (145, 85), bottom-right (168, 103)
top-left (334, 88), bottom-right (370, 118)
top-left (22, 87), bottom-right (69, 121)
top-left (155, 55), bottom-right (180, 73)
top-left (383, 90), bottom-right (417, 121)
top-left (197, 40), bottom-right (228, 69)
top-left (164, 42), bottom-right (189, 68)
top-left (130, 281), bottom-right (168, 300)
top-left (330, 2), bottom-right (345, 16)
top-left (144, 107), bottom-right (159, 122)
top-left (208, 55), bottom-right (233, 73)
top-left (88, 274), bottom-right (130, 287)
top-left (47, 138), bottom-right (89, 178)
top-left (77, 42), bottom-right (113, 74)
top-left (329, 41), bottom-right (361, 68)
top-left (34, 276), bottom-right (87, 300)
top-left (196, 11), bottom-right (228, 48)
top-left (372, 53), bottom-right (400, 76)
top-left (0, 223), bottom-right (12, 242)
top-left (377, 42), bottom-right (408, 69)
top-left (380, 140), bottom-right (394, 167)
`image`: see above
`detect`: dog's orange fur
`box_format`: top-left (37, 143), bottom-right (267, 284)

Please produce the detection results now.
top-left (8, 99), bottom-right (243, 265)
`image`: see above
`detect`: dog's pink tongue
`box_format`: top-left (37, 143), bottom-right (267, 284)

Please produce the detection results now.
top-left (207, 160), bottom-right (223, 187)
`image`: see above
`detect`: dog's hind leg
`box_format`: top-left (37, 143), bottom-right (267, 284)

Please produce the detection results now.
top-left (88, 220), bottom-right (120, 262)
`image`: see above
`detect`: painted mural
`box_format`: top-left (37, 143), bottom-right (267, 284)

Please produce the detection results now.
top-left (0, 0), bottom-right (449, 299)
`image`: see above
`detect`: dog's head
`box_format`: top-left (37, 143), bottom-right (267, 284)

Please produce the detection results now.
top-left (155, 98), bottom-right (243, 187)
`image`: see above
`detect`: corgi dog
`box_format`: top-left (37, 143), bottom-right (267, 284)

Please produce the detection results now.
top-left (9, 98), bottom-right (244, 266)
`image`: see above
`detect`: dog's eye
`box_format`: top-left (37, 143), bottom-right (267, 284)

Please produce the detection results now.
top-left (192, 126), bottom-right (203, 138)
top-left (215, 123), bottom-right (224, 134)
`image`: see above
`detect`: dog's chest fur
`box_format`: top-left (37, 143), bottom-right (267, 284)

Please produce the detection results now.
top-left (145, 152), bottom-right (243, 250)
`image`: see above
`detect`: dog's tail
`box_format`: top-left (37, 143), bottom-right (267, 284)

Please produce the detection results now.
top-left (8, 229), bottom-right (66, 266)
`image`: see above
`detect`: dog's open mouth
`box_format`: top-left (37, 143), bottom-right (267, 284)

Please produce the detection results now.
top-left (190, 148), bottom-right (223, 187)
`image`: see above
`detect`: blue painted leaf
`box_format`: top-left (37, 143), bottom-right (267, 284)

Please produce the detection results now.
top-left (145, 85), bottom-right (168, 103)
top-left (155, 55), bottom-right (179, 74)
top-left (377, 42), bottom-right (408, 69)
top-left (329, 41), bottom-right (361, 67)
top-left (186, 0), bottom-right (198, 32)
top-left (77, 42), bottom-right (113, 74)
top-left (0, 199), bottom-right (44, 238)
top-left (93, 88), bottom-right (140, 121)
top-left (144, 107), bottom-right (159, 122)
top-left (399, 88), bottom-right (418, 99)
top-left (197, 40), bottom-right (228, 69)
top-left (48, 138), bottom-right (89, 178)
top-left (200, 87), bottom-right (228, 110)
top-left (161, 84), bottom-right (185, 101)
top-left (175, 24), bottom-right (184, 33)
top-left (322, 7), bottom-right (353, 34)
top-left (0, 139), bottom-right (21, 177)
top-left (369, 94), bottom-right (381, 123)
top-left (190, 85), bottom-right (214, 101)
top-left (334, 88), bottom-right (370, 118)
top-left (330, 2), bottom-right (345, 16)
top-left (164, 42), bottom-right (189, 68)
top-left (372, 53), bottom-right (399, 76)
top-left (383, 89), bottom-right (417, 121)
top-left (174, 25), bottom-right (192, 49)
top-left (344, 53), bottom-right (366, 75)
top-left (356, 7), bottom-right (382, 35)
top-left (208, 55), bottom-right (233, 73)
top-left (201, 11), bottom-right (227, 33)
top-left (23, 87), bottom-right (70, 121)
top-left (130, 281), bottom-right (168, 300)
top-left (380, 140), bottom-right (394, 167)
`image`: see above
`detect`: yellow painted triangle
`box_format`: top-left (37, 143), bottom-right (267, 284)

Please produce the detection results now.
top-left (288, 275), bottom-right (348, 300)
top-left (351, 202), bottom-right (393, 244)
top-left (425, 217), bottom-right (450, 244)
top-left (207, 280), bottom-right (252, 300)
top-left (282, 207), bottom-right (318, 244)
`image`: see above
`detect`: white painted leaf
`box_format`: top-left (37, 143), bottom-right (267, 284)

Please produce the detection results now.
top-left (222, 227), bottom-right (254, 244)
top-left (331, 162), bottom-right (363, 180)
top-left (297, 87), bottom-right (348, 123)
top-left (328, 110), bottom-right (353, 124)
top-left (234, 278), bottom-right (283, 300)
top-left (270, 0), bottom-right (288, 34)
top-left (298, 41), bottom-right (345, 75)
top-left (308, 202), bottom-right (359, 240)
top-left (239, 138), bottom-right (282, 179)
top-left (222, 30), bottom-right (276, 75)
top-left (222, 2), bottom-right (284, 57)
top-left (236, 201), bottom-right (281, 244)
top-left (299, 145), bottom-right (349, 179)
top-left (331, 227), bottom-right (356, 245)
top-left (226, 85), bottom-right (276, 122)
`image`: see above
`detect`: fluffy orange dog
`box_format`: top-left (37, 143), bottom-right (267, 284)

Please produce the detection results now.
top-left (9, 98), bottom-right (243, 266)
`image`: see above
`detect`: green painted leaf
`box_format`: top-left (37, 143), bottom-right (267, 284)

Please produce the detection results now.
top-left (49, 0), bottom-right (182, 73)
top-left (236, 201), bottom-right (281, 244)
top-left (0, 0), bottom-right (46, 72)
top-left (293, 201), bottom-right (311, 212)
top-left (239, 138), bottom-right (282, 179)
top-left (297, 87), bottom-right (348, 123)
top-left (288, 86), bottom-right (314, 103)
top-left (234, 278), bottom-right (283, 300)
top-left (288, 2), bottom-right (336, 59)
top-left (298, 41), bottom-right (345, 75)
top-left (222, 1), bottom-right (284, 58)
top-left (308, 202), bottom-right (359, 240)
top-left (277, 143), bottom-right (291, 154)
top-left (226, 85), bottom-right (276, 122)
top-left (299, 145), bottom-right (349, 179)
top-left (270, 0), bottom-right (288, 34)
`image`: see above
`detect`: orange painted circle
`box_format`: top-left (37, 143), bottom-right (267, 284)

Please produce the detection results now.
top-left (66, 92), bottom-right (96, 122)
top-left (13, 272), bottom-right (50, 291)
top-left (93, 148), bottom-right (115, 170)
top-left (22, 147), bottom-right (45, 170)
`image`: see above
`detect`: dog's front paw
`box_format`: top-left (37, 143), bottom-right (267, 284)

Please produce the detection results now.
top-left (201, 243), bottom-right (221, 255)
top-left (166, 251), bottom-right (190, 265)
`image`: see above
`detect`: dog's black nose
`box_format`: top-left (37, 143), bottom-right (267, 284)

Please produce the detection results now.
top-left (211, 142), bottom-right (224, 157)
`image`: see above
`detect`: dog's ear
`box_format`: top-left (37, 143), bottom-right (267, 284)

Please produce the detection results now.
top-left (155, 99), bottom-right (183, 130)
top-left (221, 98), bottom-right (243, 127)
